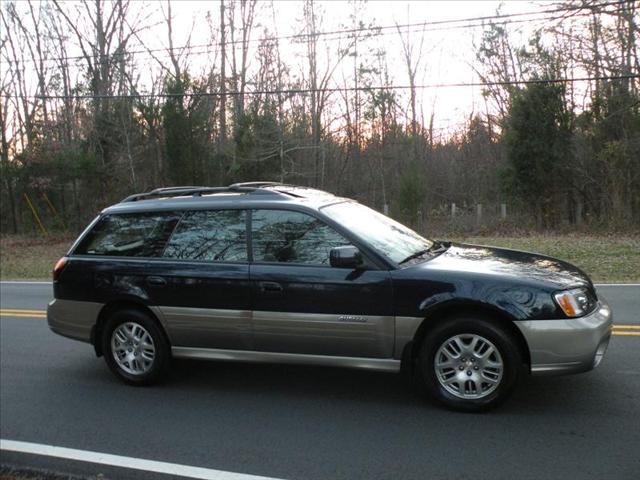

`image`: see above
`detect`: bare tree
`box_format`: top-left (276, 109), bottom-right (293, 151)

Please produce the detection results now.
top-left (219, 0), bottom-right (227, 148)
top-left (302, 0), bottom-right (354, 187)
top-left (52, 0), bottom-right (147, 197)
top-left (227, 0), bottom-right (257, 125)
top-left (1, 5), bottom-right (38, 150)
top-left (0, 61), bottom-right (18, 233)
top-left (396, 15), bottom-right (427, 161)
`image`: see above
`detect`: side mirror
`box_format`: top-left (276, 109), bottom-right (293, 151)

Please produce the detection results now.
top-left (330, 245), bottom-right (363, 269)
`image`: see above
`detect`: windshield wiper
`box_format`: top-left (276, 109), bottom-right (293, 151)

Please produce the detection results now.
top-left (398, 241), bottom-right (449, 265)
top-left (398, 249), bottom-right (431, 265)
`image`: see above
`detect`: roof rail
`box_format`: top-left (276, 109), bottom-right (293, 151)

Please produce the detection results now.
top-left (149, 186), bottom-right (207, 194)
top-left (228, 181), bottom-right (283, 189)
top-left (120, 183), bottom-right (287, 203)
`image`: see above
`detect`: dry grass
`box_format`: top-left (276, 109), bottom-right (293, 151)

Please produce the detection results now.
top-left (0, 235), bottom-right (74, 281)
top-left (1, 233), bottom-right (638, 282)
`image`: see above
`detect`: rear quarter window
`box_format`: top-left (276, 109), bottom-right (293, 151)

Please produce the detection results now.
top-left (74, 212), bottom-right (182, 257)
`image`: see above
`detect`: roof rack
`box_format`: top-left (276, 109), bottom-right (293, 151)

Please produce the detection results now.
top-left (228, 181), bottom-right (283, 189)
top-left (120, 183), bottom-right (287, 203)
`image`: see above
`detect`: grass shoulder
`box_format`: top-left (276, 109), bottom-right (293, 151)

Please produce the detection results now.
top-left (0, 235), bottom-right (73, 281)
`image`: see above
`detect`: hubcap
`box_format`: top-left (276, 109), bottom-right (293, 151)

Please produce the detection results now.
top-left (434, 334), bottom-right (503, 400)
top-left (111, 322), bottom-right (155, 375)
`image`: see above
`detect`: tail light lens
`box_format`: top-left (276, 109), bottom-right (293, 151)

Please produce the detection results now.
top-left (53, 257), bottom-right (68, 282)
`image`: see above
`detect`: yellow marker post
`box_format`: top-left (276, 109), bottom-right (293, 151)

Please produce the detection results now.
top-left (23, 193), bottom-right (48, 236)
top-left (42, 192), bottom-right (67, 230)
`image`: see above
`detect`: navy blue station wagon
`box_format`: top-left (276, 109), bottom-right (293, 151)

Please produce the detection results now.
top-left (48, 182), bottom-right (612, 411)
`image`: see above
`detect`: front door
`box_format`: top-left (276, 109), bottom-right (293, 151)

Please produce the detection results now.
top-left (249, 209), bottom-right (394, 358)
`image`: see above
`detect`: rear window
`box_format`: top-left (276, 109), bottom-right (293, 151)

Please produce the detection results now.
top-left (75, 212), bottom-right (181, 257)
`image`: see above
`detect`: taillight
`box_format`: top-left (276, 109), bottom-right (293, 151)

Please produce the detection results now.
top-left (53, 257), bottom-right (68, 282)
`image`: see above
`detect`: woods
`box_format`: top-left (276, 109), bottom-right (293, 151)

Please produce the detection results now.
top-left (0, 0), bottom-right (638, 235)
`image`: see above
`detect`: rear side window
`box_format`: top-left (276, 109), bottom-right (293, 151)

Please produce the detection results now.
top-left (251, 210), bottom-right (350, 265)
top-left (75, 212), bottom-right (181, 257)
top-left (163, 210), bottom-right (248, 262)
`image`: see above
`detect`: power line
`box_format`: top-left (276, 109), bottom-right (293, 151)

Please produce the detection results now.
top-left (100, 10), bottom-right (629, 65)
top-left (5, 74), bottom-right (634, 100)
top-left (11, 10), bottom-right (625, 68)
top-left (5, 10), bottom-right (602, 72)
top-left (0, 0), bottom-right (627, 67)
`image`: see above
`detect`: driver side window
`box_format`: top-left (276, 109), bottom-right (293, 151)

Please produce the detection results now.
top-left (251, 210), bottom-right (350, 265)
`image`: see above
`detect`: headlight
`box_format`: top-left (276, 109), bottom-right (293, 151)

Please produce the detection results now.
top-left (554, 288), bottom-right (595, 317)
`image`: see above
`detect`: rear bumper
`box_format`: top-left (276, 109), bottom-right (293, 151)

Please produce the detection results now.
top-left (514, 299), bottom-right (613, 376)
top-left (47, 298), bottom-right (103, 343)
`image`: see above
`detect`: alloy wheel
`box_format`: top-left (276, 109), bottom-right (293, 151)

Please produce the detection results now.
top-left (111, 322), bottom-right (156, 375)
top-left (434, 333), bottom-right (504, 399)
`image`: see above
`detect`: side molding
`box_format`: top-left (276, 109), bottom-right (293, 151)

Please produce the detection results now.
top-left (172, 347), bottom-right (401, 372)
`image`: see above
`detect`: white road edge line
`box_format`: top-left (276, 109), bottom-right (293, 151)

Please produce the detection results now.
top-left (594, 283), bottom-right (640, 287)
top-left (0, 281), bottom-right (52, 285)
top-left (0, 439), bottom-right (286, 480)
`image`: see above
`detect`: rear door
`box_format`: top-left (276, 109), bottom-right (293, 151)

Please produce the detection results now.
top-left (67, 211), bottom-right (183, 310)
top-left (249, 209), bottom-right (394, 358)
top-left (144, 209), bottom-right (252, 350)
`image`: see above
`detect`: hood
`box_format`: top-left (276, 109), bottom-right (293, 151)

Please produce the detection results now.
top-left (420, 242), bottom-right (593, 290)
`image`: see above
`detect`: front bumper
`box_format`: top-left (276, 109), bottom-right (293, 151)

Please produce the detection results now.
top-left (514, 298), bottom-right (613, 376)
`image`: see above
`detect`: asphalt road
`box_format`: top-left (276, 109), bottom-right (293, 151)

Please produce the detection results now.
top-left (1, 283), bottom-right (639, 480)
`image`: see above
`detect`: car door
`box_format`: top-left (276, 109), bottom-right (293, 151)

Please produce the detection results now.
top-left (144, 208), bottom-right (252, 350)
top-left (249, 208), bottom-right (394, 358)
top-left (69, 211), bottom-right (183, 317)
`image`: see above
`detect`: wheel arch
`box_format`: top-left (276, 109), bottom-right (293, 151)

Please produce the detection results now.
top-left (91, 299), bottom-right (171, 357)
top-left (402, 300), bottom-right (531, 373)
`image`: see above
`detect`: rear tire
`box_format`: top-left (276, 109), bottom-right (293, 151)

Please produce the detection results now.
top-left (102, 309), bottom-right (170, 385)
top-left (418, 316), bottom-right (521, 412)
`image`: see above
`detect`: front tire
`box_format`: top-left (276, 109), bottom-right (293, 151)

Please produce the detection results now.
top-left (419, 317), bottom-right (521, 412)
top-left (102, 309), bottom-right (170, 385)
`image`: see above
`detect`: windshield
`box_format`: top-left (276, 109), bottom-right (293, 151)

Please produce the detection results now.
top-left (322, 201), bottom-right (434, 264)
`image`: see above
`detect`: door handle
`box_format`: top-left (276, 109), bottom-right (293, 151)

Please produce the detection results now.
top-left (259, 281), bottom-right (283, 293)
top-left (146, 276), bottom-right (167, 287)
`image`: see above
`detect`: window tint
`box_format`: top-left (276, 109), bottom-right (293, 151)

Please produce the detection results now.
top-left (76, 212), bottom-right (181, 257)
top-left (252, 210), bottom-right (350, 265)
top-left (163, 210), bottom-right (247, 261)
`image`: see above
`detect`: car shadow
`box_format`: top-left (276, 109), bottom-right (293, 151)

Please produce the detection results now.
top-left (58, 351), bottom-right (617, 416)
top-left (168, 357), bottom-right (421, 406)
top-left (163, 357), bottom-right (611, 414)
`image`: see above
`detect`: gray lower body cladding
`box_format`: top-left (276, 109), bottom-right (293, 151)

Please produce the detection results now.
top-left (154, 307), bottom-right (396, 358)
top-left (171, 347), bottom-right (401, 372)
top-left (47, 299), bottom-right (102, 343)
top-left (47, 299), bottom-right (613, 375)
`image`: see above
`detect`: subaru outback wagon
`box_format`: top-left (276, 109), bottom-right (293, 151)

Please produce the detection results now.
top-left (48, 182), bottom-right (612, 411)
